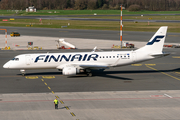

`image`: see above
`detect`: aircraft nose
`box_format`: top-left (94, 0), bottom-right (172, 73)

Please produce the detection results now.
top-left (3, 62), bottom-right (10, 69)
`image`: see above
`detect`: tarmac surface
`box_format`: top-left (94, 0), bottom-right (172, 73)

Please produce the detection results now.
top-left (1, 90), bottom-right (180, 120)
top-left (0, 48), bottom-right (180, 120)
top-left (0, 27), bottom-right (180, 119)
top-left (0, 26), bottom-right (180, 43)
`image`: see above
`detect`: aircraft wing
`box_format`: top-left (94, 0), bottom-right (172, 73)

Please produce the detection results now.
top-left (56, 63), bottom-right (109, 70)
top-left (79, 64), bottom-right (109, 69)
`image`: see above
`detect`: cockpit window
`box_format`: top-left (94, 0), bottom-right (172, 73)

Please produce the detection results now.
top-left (12, 58), bottom-right (19, 61)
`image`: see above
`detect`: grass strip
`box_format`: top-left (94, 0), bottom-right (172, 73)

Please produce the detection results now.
top-left (0, 19), bottom-right (180, 32)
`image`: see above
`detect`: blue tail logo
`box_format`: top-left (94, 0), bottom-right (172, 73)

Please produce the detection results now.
top-left (147, 36), bottom-right (164, 45)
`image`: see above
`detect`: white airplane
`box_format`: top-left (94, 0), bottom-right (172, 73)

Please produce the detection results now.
top-left (3, 26), bottom-right (169, 76)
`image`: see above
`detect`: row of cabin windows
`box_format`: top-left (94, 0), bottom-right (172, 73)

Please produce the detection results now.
top-left (99, 56), bottom-right (130, 58)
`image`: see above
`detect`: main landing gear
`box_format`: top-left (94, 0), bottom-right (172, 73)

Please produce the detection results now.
top-left (86, 69), bottom-right (92, 77)
top-left (20, 69), bottom-right (26, 76)
top-left (87, 72), bottom-right (92, 77)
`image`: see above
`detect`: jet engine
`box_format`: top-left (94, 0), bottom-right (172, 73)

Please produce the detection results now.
top-left (62, 67), bottom-right (80, 76)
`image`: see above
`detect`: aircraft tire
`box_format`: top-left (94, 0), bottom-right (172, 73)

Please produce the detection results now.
top-left (87, 73), bottom-right (92, 77)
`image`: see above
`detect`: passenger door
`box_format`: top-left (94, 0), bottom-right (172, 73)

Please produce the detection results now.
top-left (132, 52), bottom-right (136, 62)
top-left (25, 55), bottom-right (31, 65)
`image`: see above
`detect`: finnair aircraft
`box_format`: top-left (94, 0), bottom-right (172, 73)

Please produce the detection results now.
top-left (3, 26), bottom-right (169, 76)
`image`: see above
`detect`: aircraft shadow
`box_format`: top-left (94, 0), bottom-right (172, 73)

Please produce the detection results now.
top-left (100, 74), bottom-right (133, 80)
top-left (91, 68), bottom-right (180, 80)
top-left (94, 68), bottom-right (180, 75)
top-left (17, 68), bottom-right (180, 80)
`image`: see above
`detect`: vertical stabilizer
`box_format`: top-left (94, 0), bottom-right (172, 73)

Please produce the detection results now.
top-left (136, 26), bottom-right (168, 53)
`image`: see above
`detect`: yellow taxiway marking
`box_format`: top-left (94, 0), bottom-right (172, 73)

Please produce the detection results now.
top-left (55, 96), bottom-right (59, 98)
top-left (145, 64), bottom-right (156, 66)
top-left (70, 112), bottom-right (76, 116)
top-left (25, 76), bottom-right (38, 79)
top-left (174, 72), bottom-right (180, 76)
top-left (41, 78), bottom-right (55, 94)
top-left (172, 56), bottom-right (180, 58)
top-left (60, 100), bottom-right (64, 104)
top-left (146, 65), bottom-right (180, 81)
top-left (131, 64), bottom-right (142, 66)
top-left (65, 106), bottom-right (70, 110)
top-left (42, 76), bottom-right (55, 79)
top-left (132, 64), bottom-right (156, 66)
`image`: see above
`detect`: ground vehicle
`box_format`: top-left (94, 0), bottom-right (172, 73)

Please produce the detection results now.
top-left (10, 32), bottom-right (20, 37)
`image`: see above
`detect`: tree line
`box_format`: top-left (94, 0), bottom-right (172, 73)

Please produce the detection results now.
top-left (0, 0), bottom-right (180, 11)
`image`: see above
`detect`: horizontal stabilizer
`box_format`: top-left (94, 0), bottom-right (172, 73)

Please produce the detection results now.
top-left (150, 52), bottom-right (170, 57)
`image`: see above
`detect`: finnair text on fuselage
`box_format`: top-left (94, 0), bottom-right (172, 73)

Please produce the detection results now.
top-left (34, 54), bottom-right (99, 63)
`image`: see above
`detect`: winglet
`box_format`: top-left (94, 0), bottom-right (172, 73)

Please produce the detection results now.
top-left (92, 46), bottom-right (97, 52)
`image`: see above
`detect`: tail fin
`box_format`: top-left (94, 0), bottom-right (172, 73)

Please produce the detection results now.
top-left (136, 26), bottom-right (168, 53)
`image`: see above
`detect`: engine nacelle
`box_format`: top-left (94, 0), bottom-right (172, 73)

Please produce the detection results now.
top-left (62, 67), bottom-right (79, 76)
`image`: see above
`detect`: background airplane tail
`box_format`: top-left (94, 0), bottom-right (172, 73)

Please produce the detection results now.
top-left (136, 26), bottom-right (168, 53)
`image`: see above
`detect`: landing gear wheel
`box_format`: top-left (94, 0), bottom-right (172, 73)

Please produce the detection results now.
top-left (87, 73), bottom-right (92, 77)
top-left (85, 69), bottom-right (92, 77)
top-left (20, 69), bottom-right (26, 76)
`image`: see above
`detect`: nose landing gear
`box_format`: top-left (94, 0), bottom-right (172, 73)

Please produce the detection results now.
top-left (20, 69), bottom-right (26, 76)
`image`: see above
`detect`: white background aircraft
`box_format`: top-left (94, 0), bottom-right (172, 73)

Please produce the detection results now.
top-left (3, 26), bottom-right (169, 76)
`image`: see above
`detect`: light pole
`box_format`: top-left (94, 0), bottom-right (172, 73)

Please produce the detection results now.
top-left (0, 29), bottom-right (8, 49)
top-left (120, 5), bottom-right (123, 48)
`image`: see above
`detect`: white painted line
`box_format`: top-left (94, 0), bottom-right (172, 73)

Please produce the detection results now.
top-left (164, 94), bottom-right (173, 98)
